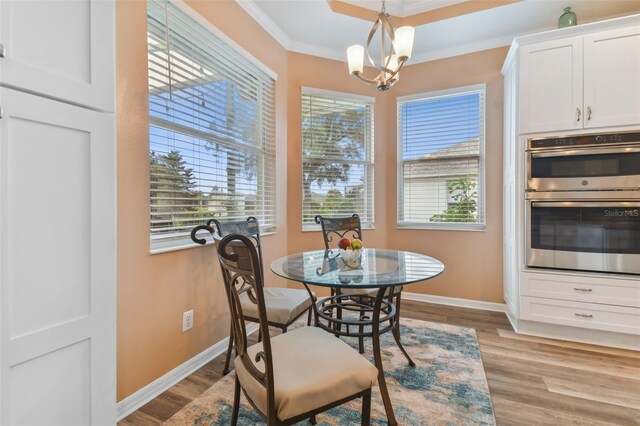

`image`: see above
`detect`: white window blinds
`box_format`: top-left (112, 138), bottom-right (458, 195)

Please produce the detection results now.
top-left (301, 89), bottom-right (374, 229)
top-left (147, 0), bottom-right (276, 250)
top-left (397, 85), bottom-right (485, 229)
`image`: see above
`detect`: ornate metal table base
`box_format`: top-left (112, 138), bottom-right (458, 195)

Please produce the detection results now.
top-left (302, 284), bottom-right (414, 426)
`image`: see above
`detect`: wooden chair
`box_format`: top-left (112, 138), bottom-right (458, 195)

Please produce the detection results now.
top-left (315, 214), bottom-right (414, 366)
top-left (191, 217), bottom-right (315, 375)
top-left (216, 233), bottom-right (377, 426)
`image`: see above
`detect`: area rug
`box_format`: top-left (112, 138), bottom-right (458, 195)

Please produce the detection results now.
top-left (164, 318), bottom-right (496, 425)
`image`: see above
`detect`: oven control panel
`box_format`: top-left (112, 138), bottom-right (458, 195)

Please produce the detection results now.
top-left (529, 132), bottom-right (640, 150)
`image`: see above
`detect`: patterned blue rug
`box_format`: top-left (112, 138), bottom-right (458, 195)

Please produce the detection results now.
top-left (165, 318), bottom-right (496, 425)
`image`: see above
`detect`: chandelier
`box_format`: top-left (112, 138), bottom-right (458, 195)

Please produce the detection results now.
top-left (346, 0), bottom-right (415, 91)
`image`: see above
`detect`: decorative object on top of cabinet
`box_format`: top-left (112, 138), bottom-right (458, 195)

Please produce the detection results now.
top-left (558, 7), bottom-right (577, 28)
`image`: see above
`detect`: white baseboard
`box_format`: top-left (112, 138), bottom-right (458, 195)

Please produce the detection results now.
top-left (402, 292), bottom-right (507, 313)
top-left (116, 323), bottom-right (259, 421)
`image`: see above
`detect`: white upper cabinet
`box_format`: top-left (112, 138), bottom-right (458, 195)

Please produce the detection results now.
top-left (0, 0), bottom-right (114, 112)
top-left (518, 23), bottom-right (640, 134)
top-left (519, 36), bottom-right (583, 134)
top-left (583, 26), bottom-right (640, 129)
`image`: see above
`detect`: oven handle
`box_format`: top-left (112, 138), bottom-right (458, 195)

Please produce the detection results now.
top-left (530, 201), bottom-right (640, 208)
top-left (530, 146), bottom-right (640, 158)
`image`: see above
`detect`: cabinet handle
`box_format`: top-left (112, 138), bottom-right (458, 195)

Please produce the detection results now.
top-left (576, 107), bottom-right (581, 122)
top-left (573, 288), bottom-right (592, 292)
top-left (0, 43), bottom-right (4, 58)
top-left (587, 106), bottom-right (592, 121)
top-left (0, 106), bottom-right (3, 119)
top-left (574, 313), bottom-right (593, 318)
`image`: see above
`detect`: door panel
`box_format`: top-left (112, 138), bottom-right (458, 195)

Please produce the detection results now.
top-left (519, 36), bottom-right (583, 133)
top-left (0, 0), bottom-right (114, 112)
top-left (584, 27), bottom-right (640, 128)
top-left (0, 88), bottom-right (115, 424)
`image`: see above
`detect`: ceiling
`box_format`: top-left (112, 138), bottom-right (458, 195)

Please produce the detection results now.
top-left (237, 0), bottom-right (640, 63)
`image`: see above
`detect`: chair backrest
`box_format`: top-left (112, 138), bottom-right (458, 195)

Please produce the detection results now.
top-left (190, 216), bottom-right (265, 284)
top-left (216, 234), bottom-right (276, 414)
top-left (315, 214), bottom-right (363, 250)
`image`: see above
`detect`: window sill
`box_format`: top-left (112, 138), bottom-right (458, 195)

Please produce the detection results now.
top-left (396, 222), bottom-right (486, 232)
top-left (150, 231), bottom-right (277, 255)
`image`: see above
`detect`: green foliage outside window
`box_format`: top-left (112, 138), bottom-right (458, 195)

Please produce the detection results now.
top-left (429, 176), bottom-right (478, 223)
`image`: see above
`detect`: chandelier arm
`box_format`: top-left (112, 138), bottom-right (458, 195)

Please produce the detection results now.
top-left (352, 72), bottom-right (380, 86)
top-left (383, 56), bottom-right (407, 79)
top-left (379, 13), bottom-right (396, 54)
top-left (366, 17), bottom-right (382, 67)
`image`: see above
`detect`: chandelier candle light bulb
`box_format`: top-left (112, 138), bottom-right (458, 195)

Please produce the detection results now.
top-left (347, 44), bottom-right (365, 74)
top-left (394, 26), bottom-right (415, 60)
top-left (346, 0), bottom-right (415, 91)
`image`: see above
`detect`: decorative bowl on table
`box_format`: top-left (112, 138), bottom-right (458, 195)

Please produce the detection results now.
top-left (338, 248), bottom-right (363, 269)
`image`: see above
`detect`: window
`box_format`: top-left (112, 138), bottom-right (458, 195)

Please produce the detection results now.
top-left (147, 0), bottom-right (276, 251)
top-left (397, 85), bottom-right (485, 230)
top-left (301, 88), bottom-right (374, 230)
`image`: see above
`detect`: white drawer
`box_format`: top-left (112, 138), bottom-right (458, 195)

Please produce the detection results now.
top-left (520, 296), bottom-right (640, 335)
top-left (521, 273), bottom-right (640, 308)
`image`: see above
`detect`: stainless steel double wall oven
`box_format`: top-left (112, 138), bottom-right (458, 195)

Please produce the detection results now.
top-left (525, 131), bottom-right (640, 275)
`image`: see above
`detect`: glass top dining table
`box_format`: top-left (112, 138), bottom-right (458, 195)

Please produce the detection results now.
top-left (270, 248), bottom-right (445, 289)
top-left (271, 248), bottom-right (444, 426)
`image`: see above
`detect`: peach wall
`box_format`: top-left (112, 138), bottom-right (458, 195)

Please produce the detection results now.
top-left (285, 48), bottom-right (507, 303)
top-left (116, 0), bottom-right (288, 401)
top-left (384, 47), bottom-right (509, 303)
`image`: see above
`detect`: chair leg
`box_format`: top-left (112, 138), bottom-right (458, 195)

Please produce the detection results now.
top-left (307, 307), bottom-right (312, 326)
top-left (223, 324), bottom-right (234, 375)
top-left (258, 327), bottom-right (262, 342)
top-left (361, 389), bottom-right (371, 426)
top-left (231, 375), bottom-right (241, 426)
top-left (358, 324), bottom-right (365, 354)
top-left (309, 415), bottom-right (317, 425)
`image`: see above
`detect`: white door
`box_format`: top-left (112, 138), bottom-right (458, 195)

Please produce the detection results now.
top-left (584, 26), bottom-right (640, 129)
top-left (0, 88), bottom-right (115, 425)
top-left (0, 0), bottom-right (114, 112)
top-left (519, 36), bottom-right (584, 134)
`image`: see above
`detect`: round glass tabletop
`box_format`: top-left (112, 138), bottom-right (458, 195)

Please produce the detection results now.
top-left (270, 248), bottom-right (445, 289)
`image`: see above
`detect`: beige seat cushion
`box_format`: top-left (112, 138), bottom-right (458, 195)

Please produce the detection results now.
top-left (234, 326), bottom-right (378, 421)
top-left (240, 287), bottom-right (314, 325)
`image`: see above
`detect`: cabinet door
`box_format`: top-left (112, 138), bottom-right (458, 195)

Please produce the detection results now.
top-left (519, 36), bottom-right (583, 134)
top-left (584, 26), bottom-right (640, 128)
top-left (0, 89), bottom-right (115, 425)
top-left (0, 0), bottom-right (114, 112)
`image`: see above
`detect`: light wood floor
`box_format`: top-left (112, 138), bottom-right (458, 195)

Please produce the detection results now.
top-left (119, 301), bottom-right (640, 425)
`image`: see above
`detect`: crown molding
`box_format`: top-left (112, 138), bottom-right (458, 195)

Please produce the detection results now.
top-left (288, 40), bottom-right (347, 62)
top-left (408, 33), bottom-right (514, 64)
top-left (235, 0), bottom-right (291, 49)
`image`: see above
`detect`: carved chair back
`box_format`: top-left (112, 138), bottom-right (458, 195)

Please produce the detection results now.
top-left (314, 214), bottom-right (363, 250)
top-left (191, 216), bottom-right (264, 285)
top-left (216, 234), bottom-right (276, 417)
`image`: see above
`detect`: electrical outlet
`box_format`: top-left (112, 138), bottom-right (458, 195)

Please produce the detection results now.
top-left (182, 310), bottom-right (194, 332)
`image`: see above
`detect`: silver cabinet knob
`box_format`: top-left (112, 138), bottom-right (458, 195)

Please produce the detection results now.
top-left (0, 43), bottom-right (5, 58)
top-left (576, 107), bottom-right (581, 122)
top-left (587, 106), bottom-right (592, 121)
